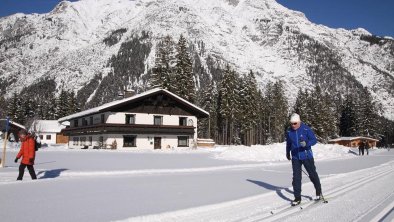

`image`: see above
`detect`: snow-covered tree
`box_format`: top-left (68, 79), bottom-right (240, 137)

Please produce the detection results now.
top-left (151, 35), bottom-right (176, 91)
top-left (173, 34), bottom-right (196, 103)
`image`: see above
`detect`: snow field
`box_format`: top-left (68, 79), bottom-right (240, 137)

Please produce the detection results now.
top-left (116, 158), bottom-right (394, 222)
top-left (0, 142), bottom-right (392, 222)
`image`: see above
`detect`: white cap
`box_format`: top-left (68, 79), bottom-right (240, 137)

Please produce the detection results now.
top-left (290, 113), bottom-right (301, 123)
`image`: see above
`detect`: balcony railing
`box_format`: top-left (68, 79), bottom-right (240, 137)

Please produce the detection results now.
top-left (61, 123), bottom-right (195, 136)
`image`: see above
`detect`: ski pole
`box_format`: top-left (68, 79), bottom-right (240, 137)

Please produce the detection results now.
top-left (301, 168), bottom-right (309, 177)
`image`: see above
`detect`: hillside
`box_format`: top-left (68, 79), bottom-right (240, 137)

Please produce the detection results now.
top-left (0, 0), bottom-right (393, 119)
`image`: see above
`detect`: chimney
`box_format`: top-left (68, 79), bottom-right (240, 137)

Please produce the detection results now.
top-left (124, 89), bottom-right (135, 98)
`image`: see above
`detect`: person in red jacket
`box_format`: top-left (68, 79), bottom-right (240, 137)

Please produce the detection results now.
top-left (15, 129), bottom-right (37, 180)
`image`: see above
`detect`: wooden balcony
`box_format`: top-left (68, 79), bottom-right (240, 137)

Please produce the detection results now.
top-left (61, 123), bottom-right (195, 136)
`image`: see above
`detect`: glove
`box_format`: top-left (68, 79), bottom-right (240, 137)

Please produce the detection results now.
top-left (286, 152), bottom-right (291, 160)
top-left (14, 158), bottom-right (18, 163)
top-left (300, 141), bottom-right (307, 147)
top-left (29, 158), bottom-right (34, 164)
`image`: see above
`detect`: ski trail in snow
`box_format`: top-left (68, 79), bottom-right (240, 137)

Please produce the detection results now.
top-left (0, 162), bottom-right (281, 184)
top-left (116, 160), bottom-right (394, 222)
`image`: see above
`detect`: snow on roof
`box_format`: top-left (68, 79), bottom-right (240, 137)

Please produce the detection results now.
top-left (58, 88), bottom-right (209, 122)
top-left (328, 136), bottom-right (379, 142)
top-left (31, 120), bottom-right (67, 133)
top-left (0, 119), bottom-right (26, 130)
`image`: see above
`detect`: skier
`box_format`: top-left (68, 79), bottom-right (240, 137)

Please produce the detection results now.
top-left (14, 129), bottom-right (37, 180)
top-left (286, 113), bottom-right (322, 206)
top-left (358, 140), bottom-right (365, 156)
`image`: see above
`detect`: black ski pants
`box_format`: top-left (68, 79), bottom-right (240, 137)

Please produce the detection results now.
top-left (292, 158), bottom-right (321, 200)
top-left (17, 164), bottom-right (37, 180)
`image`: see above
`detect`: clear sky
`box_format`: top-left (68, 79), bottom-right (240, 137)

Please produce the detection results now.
top-left (0, 0), bottom-right (393, 37)
top-left (277, 0), bottom-right (394, 37)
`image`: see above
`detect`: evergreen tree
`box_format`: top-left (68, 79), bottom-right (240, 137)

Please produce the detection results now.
top-left (308, 85), bottom-right (337, 141)
top-left (339, 96), bottom-right (357, 136)
top-left (239, 71), bottom-right (260, 145)
top-left (174, 34), bottom-right (196, 103)
top-left (67, 91), bottom-right (79, 115)
top-left (56, 89), bottom-right (69, 119)
top-left (264, 81), bottom-right (288, 143)
top-left (7, 92), bottom-right (19, 122)
top-left (293, 85), bottom-right (337, 141)
top-left (217, 65), bottom-right (238, 144)
top-left (294, 89), bottom-right (311, 124)
top-left (197, 80), bottom-right (218, 140)
top-left (355, 88), bottom-right (379, 137)
top-left (0, 95), bottom-right (6, 118)
top-left (151, 35), bottom-right (175, 91)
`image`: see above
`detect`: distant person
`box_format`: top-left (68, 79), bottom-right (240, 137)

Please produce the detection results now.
top-left (14, 129), bottom-right (37, 180)
top-left (286, 113), bottom-right (322, 206)
top-left (358, 140), bottom-right (365, 156)
top-left (365, 140), bottom-right (369, 155)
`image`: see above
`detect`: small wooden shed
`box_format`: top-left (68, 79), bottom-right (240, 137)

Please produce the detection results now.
top-left (328, 137), bottom-right (379, 148)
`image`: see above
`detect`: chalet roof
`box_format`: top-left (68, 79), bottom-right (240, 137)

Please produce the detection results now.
top-left (31, 120), bottom-right (67, 133)
top-left (0, 119), bottom-right (26, 131)
top-left (58, 88), bottom-right (209, 122)
top-left (328, 136), bottom-right (379, 142)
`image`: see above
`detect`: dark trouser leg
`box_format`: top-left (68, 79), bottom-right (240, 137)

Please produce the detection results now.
top-left (362, 148), bottom-right (364, 155)
top-left (17, 164), bottom-right (27, 180)
top-left (27, 165), bottom-right (37, 180)
top-left (292, 159), bottom-right (302, 200)
top-left (366, 148), bottom-right (369, 155)
top-left (303, 158), bottom-right (322, 196)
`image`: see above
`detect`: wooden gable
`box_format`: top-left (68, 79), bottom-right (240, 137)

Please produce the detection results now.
top-left (102, 91), bottom-right (208, 118)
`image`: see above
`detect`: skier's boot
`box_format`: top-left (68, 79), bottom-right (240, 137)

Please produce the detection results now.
top-left (315, 194), bottom-right (328, 203)
top-left (291, 198), bottom-right (301, 206)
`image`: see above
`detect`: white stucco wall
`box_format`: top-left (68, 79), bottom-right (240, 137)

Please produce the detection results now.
top-left (38, 133), bottom-right (57, 144)
top-left (67, 134), bottom-right (196, 149)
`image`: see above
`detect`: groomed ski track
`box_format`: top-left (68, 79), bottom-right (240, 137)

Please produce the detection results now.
top-left (122, 159), bottom-right (394, 222)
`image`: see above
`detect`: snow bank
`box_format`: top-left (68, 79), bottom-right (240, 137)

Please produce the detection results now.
top-left (210, 143), bottom-right (358, 162)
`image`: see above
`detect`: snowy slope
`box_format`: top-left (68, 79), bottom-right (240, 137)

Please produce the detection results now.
top-left (0, 0), bottom-right (393, 119)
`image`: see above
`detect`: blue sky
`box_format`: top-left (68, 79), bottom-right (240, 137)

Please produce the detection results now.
top-left (277, 0), bottom-right (394, 37)
top-left (0, 0), bottom-right (393, 37)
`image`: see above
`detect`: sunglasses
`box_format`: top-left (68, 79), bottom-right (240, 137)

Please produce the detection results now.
top-left (291, 122), bottom-right (298, 125)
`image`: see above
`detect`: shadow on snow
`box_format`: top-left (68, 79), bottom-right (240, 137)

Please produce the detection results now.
top-left (37, 169), bottom-right (68, 179)
top-left (247, 179), bottom-right (313, 202)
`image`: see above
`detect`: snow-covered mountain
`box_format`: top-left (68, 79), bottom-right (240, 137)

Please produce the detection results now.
top-left (0, 0), bottom-right (393, 119)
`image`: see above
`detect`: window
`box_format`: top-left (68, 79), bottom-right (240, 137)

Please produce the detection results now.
top-left (39, 135), bottom-right (43, 140)
top-left (90, 116), bottom-right (93, 125)
top-left (46, 135), bottom-right (51, 140)
top-left (88, 136), bottom-right (92, 146)
top-left (154, 116), bottom-right (163, 125)
top-left (178, 136), bottom-right (189, 147)
top-left (101, 114), bottom-right (105, 124)
top-left (179, 117), bottom-right (187, 126)
top-left (125, 114), bottom-right (135, 124)
top-left (74, 119), bottom-right (79, 127)
top-left (82, 119), bottom-right (88, 126)
top-left (73, 137), bottom-right (79, 146)
top-left (123, 135), bottom-right (136, 147)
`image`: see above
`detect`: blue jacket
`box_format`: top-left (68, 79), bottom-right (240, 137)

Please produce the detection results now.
top-left (286, 123), bottom-right (317, 160)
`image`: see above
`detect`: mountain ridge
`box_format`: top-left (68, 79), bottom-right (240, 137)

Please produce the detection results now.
top-left (0, 0), bottom-right (393, 120)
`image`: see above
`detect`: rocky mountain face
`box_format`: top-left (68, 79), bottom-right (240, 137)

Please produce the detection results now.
top-left (0, 0), bottom-right (393, 120)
